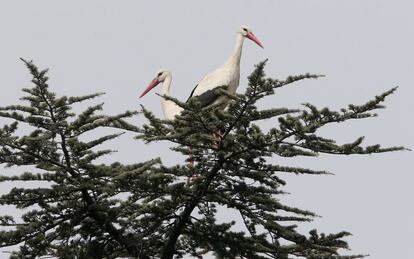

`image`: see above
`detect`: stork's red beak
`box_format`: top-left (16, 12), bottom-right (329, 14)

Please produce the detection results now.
top-left (139, 78), bottom-right (160, 98)
top-left (246, 32), bottom-right (264, 48)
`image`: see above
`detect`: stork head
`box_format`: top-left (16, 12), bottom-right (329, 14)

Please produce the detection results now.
top-left (239, 25), bottom-right (264, 48)
top-left (139, 69), bottom-right (171, 98)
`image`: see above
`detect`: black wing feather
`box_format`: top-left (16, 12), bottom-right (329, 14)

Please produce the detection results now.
top-left (187, 84), bottom-right (198, 101)
top-left (186, 85), bottom-right (227, 107)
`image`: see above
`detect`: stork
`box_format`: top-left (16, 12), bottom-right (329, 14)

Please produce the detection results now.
top-left (139, 69), bottom-right (196, 166)
top-left (139, 69), bottom-right (183, 120)
top-left (187, 25), bottom-right (264, 107)
top-left (187, 25), bottom-right (263, 149)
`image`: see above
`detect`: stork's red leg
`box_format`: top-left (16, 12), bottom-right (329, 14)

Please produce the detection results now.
top-left (186, 146), bottom-right (194, 167)
top-left (186, 146), bottom-right (198, 184)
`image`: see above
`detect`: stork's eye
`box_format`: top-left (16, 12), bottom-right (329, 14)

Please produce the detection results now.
top-left (158, 72), bottom-right (163, 76)
top-left (242, 28), bottom-right (248, 32)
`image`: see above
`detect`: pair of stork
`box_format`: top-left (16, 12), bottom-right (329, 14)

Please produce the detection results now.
top-left (139, 25), bottom-right (264, 120)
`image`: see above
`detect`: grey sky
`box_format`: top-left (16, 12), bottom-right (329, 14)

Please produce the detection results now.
top-left (0, 1), bottom-right (412, 258)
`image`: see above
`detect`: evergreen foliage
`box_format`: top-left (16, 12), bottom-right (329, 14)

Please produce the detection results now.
top-left (0, 60), bottom-right (404, 258)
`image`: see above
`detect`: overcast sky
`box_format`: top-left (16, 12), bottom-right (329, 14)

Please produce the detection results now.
top-left (0, 1), bottom-right (412, 258)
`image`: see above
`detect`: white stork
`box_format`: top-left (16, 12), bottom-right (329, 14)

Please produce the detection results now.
top-left (187, 25), bottom-right (263, 106)
top-left (139, 69), bottom-right (183, 120)
top-left (139, 70), bottom-right (195, 174)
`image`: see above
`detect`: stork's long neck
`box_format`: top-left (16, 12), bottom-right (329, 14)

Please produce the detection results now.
top-left (160, 75), bottom-right (182, 120)
top-left (161, 75), bottom-right (172, 97)
top-left (224, 33), bottom-right (245, 68)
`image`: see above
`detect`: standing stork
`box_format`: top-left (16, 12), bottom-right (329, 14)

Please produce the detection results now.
top-left (187, 25), bottom-right (263, 149)
top-left (187, 25), bottom-right (264, 106)
top-left (139, 69), bottom-right (183, 120)
top-left (140, 69), bottom-right (196, 181)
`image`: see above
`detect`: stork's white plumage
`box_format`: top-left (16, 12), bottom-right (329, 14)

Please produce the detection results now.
top-left (187, 25), bottom-right (263, 106)
top-left (139, 69), bottom-right (183, 120)
top-left (139, 70), bottom-right (195, 171)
